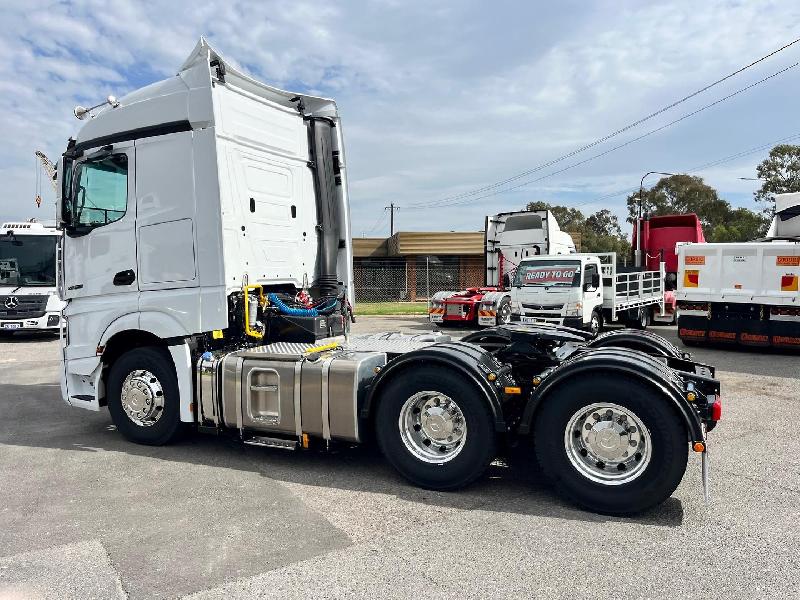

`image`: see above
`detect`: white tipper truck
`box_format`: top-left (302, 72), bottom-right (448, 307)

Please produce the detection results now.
top-left (0, 221), bottom-right (64, 333)
top-left (54, 39), bottom-right (722, 514)
top-left (510, 253), bottom-right (665, 337)
top-left (676, 192), bottom-right (800, 348)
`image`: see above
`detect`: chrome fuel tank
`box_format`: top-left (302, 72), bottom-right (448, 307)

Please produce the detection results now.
top-left (213, 345), bottom-right (386, 443)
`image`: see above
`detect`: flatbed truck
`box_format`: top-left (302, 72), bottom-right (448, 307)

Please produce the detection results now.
top-left (56, 39), bottom-right (720, 514)
top-left (510, 253), bottom-right (665, 336)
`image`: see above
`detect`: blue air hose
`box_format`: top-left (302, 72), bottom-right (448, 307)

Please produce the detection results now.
top-left (268, 293), bottom-right (319, 317)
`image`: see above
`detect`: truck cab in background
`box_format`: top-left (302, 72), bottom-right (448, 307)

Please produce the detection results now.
top-left (0, 222), bottom-right (64, 334)
top-left (429, 210), bottom-right (575, 327)
top-left (633, 213), bottom-right (705, 324)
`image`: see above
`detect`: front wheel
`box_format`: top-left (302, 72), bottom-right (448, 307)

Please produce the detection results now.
top-left (375, 366), bottom-right (496, 490)
top-left (107, 347), bottom-right (183, 446)
top-left (496, 298), bottom-right (512, 325)
top-left (533, 375), bottom-right (688, 514)
top-left (588, 310), bottom-right (602, 339)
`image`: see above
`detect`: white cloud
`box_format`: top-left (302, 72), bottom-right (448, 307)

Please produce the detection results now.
top-left (0, 0), bottom-right (798, 237)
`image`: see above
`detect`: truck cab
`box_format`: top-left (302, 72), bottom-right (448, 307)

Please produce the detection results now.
top-left (511, 255), bottom-right (603, 335)
top-left (51, 39), bottom-right (720, 515)
top-left (0, 222), bottom-right (64, 334)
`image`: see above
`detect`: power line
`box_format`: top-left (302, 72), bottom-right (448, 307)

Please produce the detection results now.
top-left (405, 36), bottom-right (800, 209)
top-left (406, 61), bottom-right (798, 210)
top-left (572, 131), bottom-right (800, 209)
top-left (364, 210), bottom-right (389, 235)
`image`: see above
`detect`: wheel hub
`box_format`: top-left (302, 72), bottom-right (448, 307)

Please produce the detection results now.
top-left (399, 392), bottom-right (466, 463)
top-left (564, 402), bottom-right (651, 485)
top-left (120, 369), bottom-right (165, 427)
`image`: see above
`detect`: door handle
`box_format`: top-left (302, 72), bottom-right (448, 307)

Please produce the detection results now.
top-left (113, 270), bottom-right (136, 286)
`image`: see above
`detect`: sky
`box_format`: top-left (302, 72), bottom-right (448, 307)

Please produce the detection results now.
top-left (1, 0), bottom-right (799, 237)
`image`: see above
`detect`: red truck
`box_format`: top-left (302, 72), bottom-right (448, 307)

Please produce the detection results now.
top-left (429, 210), bottom-right (576, 327)
top-left (632, 213), bottom-right (705, 324)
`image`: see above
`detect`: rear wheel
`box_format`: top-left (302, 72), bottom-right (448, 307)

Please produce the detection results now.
top-left (107, 347), bottom-right (183, 446)
top-left (497, 298), bottom-right (512, 325)
top-left (533, 375), bottom-right (688, 514)
top-left (375, 367), bottom-right (496, 490)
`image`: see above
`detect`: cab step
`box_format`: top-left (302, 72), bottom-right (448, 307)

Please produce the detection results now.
top-left (243, 436), bottom-right (298, 451)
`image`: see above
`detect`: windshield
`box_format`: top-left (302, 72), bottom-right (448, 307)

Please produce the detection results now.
top-left (0, 235), bottom-right (57, 287)
top-left (513, 260), bottom-right (581, 288)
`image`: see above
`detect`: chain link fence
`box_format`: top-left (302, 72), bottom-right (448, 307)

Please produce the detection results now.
top-left (353, 256), bottom-right (484, 302)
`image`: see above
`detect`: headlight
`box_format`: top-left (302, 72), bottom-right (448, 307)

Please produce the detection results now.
top-left (565, 302), bottom-right (582, 317)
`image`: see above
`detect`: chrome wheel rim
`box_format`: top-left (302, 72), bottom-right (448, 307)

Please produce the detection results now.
top-left (564, 402), bottom-right (651, 485)
top-left (590, 314), bottom-right (600, 336)
top-left (121, 369), bottom-right (165, 427)
top-left (498, 302), bottom-right (512, 324)
top-left (399, 391), bottom-right (467, 464)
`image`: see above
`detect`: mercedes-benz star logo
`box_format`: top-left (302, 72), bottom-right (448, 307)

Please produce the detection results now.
top-left (4, 296), bottom-right (19, 309)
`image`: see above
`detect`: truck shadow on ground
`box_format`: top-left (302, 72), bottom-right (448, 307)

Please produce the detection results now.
top-left (2, 383), bottom-right (684, 529)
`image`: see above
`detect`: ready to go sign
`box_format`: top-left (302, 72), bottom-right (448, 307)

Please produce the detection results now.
top-left (524, 268), bottom-right (577, 284)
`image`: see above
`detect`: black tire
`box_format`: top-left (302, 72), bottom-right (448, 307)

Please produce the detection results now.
top-left (496, 297), bottom-right (512, 325)
top-left (533, 375), bottom-right (688, 514)
top-left (587, 329), bottom-right (683, 358)
top-left (375, 366), bottom-right (496, 490)
top-left (107, 346), bottom-right (183, 446)
top-left (588, 310), bottom-right (602, 339)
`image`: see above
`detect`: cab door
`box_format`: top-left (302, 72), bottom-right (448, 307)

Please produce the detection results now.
top-left (62, 141), bottom-right (138, 359)
top-left (582, 262), bottom-right (602, 323)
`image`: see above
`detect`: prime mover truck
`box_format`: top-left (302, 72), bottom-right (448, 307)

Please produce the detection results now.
top-left (0, 221), bottom-right (64, 333)
top-left (428, 210), bottom-right (575, 327)
top-left (510, 253), bottom-right (665, 336)
top-left (676, 193), bottom-right (800, 348)
top-left (633, 213), bottom-right (705, 324)
top-left (56, 39), bottom-right (721, 514)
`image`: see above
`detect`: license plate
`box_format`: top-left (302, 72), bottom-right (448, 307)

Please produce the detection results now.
top-left (521, 316), bottom-right (539, 324)
top-left (429, 313), bottom-right (443, 323)
top-left (2, 323), bottom-right (22, 329)
top-left (445, 304), bottom-right (462, 316)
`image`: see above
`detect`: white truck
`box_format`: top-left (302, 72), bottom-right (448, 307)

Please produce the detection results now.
top-left (54, 39), bottom-right (721, 514)
top-left (676, 192), bottom-right (800, 348)
top-left (0, 221), bottom-right (64, 334)
top-left (429, 210), bottom-right (575, 327)
top-left (510, 253), bottom-right (665, 337)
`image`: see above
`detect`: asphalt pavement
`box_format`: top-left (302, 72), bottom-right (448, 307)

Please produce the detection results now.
top-left (1, 318), bottom-right (798, 599)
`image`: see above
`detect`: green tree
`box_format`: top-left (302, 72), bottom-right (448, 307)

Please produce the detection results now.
top-left (707, 208), bottom-right (770, 242)
top-left (754, 144), bottom-right (800, 215)
top-left (626, 173), bottom-right (768, 242)
top-left (626, 174), bottom-right (728, 230)
top-left (586, 208), bottom-right (623, 237)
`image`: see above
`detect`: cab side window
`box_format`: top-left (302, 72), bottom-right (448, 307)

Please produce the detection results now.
top-left (72, 154), bottom-right (128, 228)
top-left (584, 264), bottom-right (598, 291)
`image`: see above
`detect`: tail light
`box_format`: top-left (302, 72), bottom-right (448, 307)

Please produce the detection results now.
top-left (711, 396), bottom-right (722, 421)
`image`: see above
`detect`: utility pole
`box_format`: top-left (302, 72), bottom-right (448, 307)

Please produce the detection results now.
top-left (384, 203), bottom-right (400, 236)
